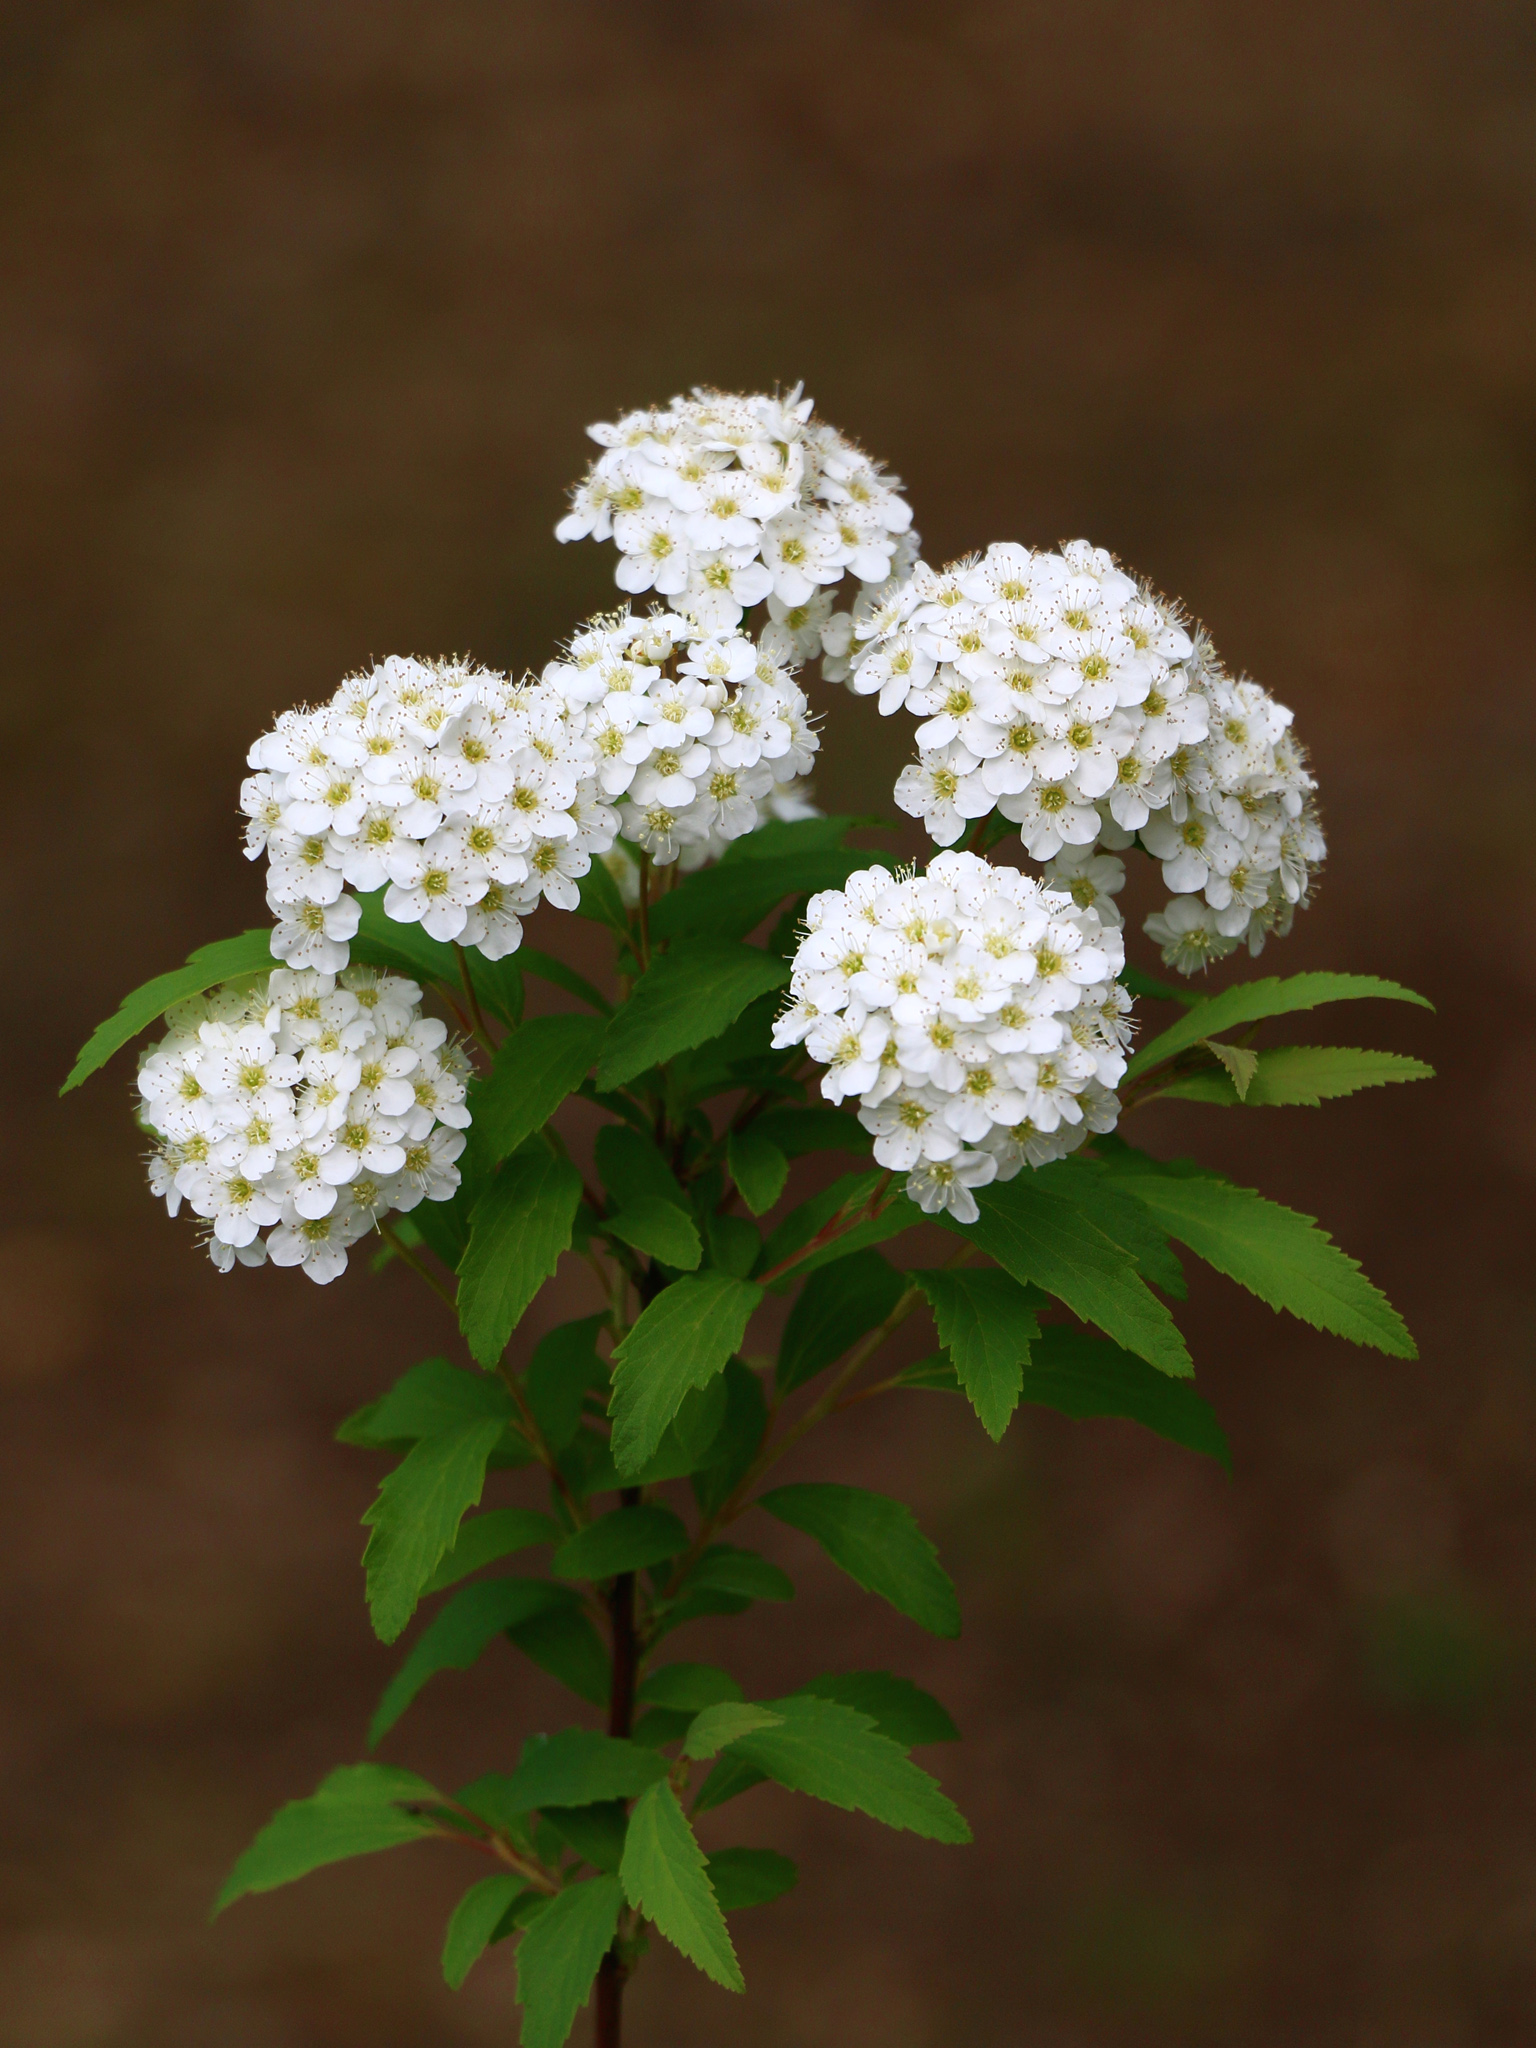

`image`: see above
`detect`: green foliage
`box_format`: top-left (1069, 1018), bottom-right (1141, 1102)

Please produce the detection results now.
top-left (369, 1579), bottom-right (575, 1744)
top-left (947, 1175), bottom-right (1192, 1377)
top-left (574, 856), bottom-right (632, 940)
top-left (514, 1874), bottom-right (623, 2048)
top-left (505, 1605), bottom-right (611, 1706)
top-left (690, 1358), bottom-right (769, 1518)
top-left (501, 1729), bottom-right (670, 1811)
top-left (683, 1701), bottom-right (786, 1759)
top-left (362, 1418), bottom-right (508, 1643)
top-left (337, 1357), bottom-right (515, 1449)
top-left (1021, 1326), bottom-right (1231, 1465)
top-left (443, 1873), bottom-right (528, 1989)
top-left (516, 946), bottom-right (613, 1015)
top-left (1202, 1037), bottom-right (1260, 1098)
top-left (524, 1317), bottom-right (609, 1454)
top-left (1036, 1157), bottom-right (1187, 1298)
top-left (469, 1014), bottom-right (609, 1167)
top-left (596, 941), bottom-right (790, 1090)
top-left (706, 1848), bottom-right (798, 1911)
top-left (649, 846), bottom-right (892, 944)
top-left (758, 1484), bottom-right (961, 1638)
top-left (677, 1545), bottom-right (794, 1603)
top-left (704, 1694), bottom-right (970, 1843)
top-left (915, 1268), bottom-right (1040, 1440)
top-left (604, 1194), bottom-right (703, 1270)
top-left (214, 1764), bottom-right (442, 1914)
top-left (799, 1672), bottom-right (959, 1747)
top-left (620, 1780), bottom-right (743, 1990)
top-left (727, 1127), bottom-right (790, 1215)
top-left (594, 1124), bottom-right (688, 1210)
top-left (638, 1663), bottom-right (744, 1710)
top-left (552, 1505), bottom-right (690, 1581)
top-left (776, 1249), bottom-right (905, 1396)
top-left (1119, 962), bottom-right (1200, 1008)
top-left (760, 1171), bottom-right (920, 1288)
top-left (609, 1273), bottom-right (763, 1474)
top-left (1125, 970), bottom-right (1432, 1081)
top-left (62, 929), bottom-right (277, 1094)
top-left (1154, 1044), bottom-right (1436, 1107)
top-left (457, 1147), bottom-right (583, 1366)
top-left (541, 1801), bottom-right (629, 1874)
top-left (1102, 1150), bottom-right (1415, 1356)
top-left (422, 1508), bottom-right (560, 1597)
top-left (751, 1104), bottom-right (867, 1156)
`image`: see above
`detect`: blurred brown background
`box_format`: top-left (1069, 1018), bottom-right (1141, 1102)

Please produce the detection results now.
top-left (4, 3), bottom-right (1533, 2043)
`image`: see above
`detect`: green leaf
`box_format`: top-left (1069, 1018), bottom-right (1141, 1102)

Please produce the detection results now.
top-left (620, 1781), bottom-right (742, 1991)
top-left (369, 1579), bottom-right (573, 1745)
top-left (421, 1507), bottom-right (561, 1597)
top-left (945, 1175), bottom-right (1192, 1377)
top-left (752, 1104), bottom-right (867, 1158)
top-left (759, 1171), bottom-right (922, 1288)
top-left (757, 1483), bottom-right (960, 1638)
top-left (552, 1505), bottom-right (690, 1582)
top-left (457, 1148), bottom-right (583, 1366)
top-left (575, 857), bottom-right (632, 940)
top-left (515, 1874), bottom-right (623, 2048)
top-left (1102, 1154), bottom-right (1416, 1357)
top-left (719, 813), bottom-right (879, 861)
top-left (689, 1753), bottom-right (769, 1815)
top-left (726, 1129), bottom-right (790, 1216)
top-left (690, 1358), bottom-right (768, 1518)
top-left (517, 946), bottom-right (613, 1015)
top-left (683, 1702), bottom-right (785, 1760)
top-left (594, 1124), bottom-right (688, 1211)
top-left (501, 1730), bottom-right (669, 1813)
top-left (705, 1211), bottom-right (761, 1278)
top-left (914, 1268), bottom-right (1039, 1441)
top-left (1021, 1324), bottom-right (1231, 1464)
top-left (63, 929), bottom-right (277, 1094)
top-left (1034, 1157), bottom-right (1187, 1299)
top-left (650, 848), bottom-right (893, 943)
top-left (1125, 971), bottom-right (1433, 1081)
top-left (337, 1356), bottom-right (514, 1448)
top-left (726, 1694), bottom-right (970, 1843)
top-left (671, 1374), bottom-right (730, 1464)
top-left (471, 1015), bottom-right (609, 1167)
top-left (679, 1545), bottom-right (794, 1603)
top-left (506, 1604), bottom-right (611, 1707)
top-left (1154, 1044), bottom-right (1436, 1108)
top-left (362, 1418), bottom-right (507, 1643)
top-left (798, 1672), bottom-right (959, 1747)
top-left (1119, 962), bottom-right (1201, 1008)
top-left (609, 1273), bottom-right (763, 1475)
top-left (443, 1873), bottom-right (528, 1989)
top-left (524, 1317), bottom-right (609, 1454)
top-left (213, 1764), bottom-right (442, 1914)
top-left (1202, 1038), bottom-right (1260, 1099)
top-left (638, 1663), bottom-right (745, 1711)
top-left (596, 941), bottom-right (791, 1090)
top-left (706, 1848), bottom-right (798, 1911)
top-left (541, 1801), bottom-right (628, 1874)
top-left (605, 1195), bottom-right (702, 1270)
top-left (776, 1248), bottom-right (905, 1396)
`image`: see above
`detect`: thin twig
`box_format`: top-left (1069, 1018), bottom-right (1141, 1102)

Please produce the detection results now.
top-left (452, 943), bottom-right (497, 1057)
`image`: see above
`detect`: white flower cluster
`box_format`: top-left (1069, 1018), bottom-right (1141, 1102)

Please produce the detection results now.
top-left (844, 542), bottom-right (1325, 974)
top-left (136, 967), bottom-right (470, 1283)
top-left (774, 850), bottom-right (1130, 1224)
top-left (555, 386), bottom-right (916, 660)
top-left (539, 609), bottom-right (819, 865)
top-left (243, 656), bottom-right (623, 973)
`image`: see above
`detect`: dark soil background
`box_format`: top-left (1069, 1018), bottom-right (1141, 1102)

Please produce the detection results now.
top-left (4, 4), bottom-right (1534, 2044)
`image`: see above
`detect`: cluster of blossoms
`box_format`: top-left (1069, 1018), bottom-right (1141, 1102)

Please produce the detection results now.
top-left (555, 386), bottom-right (916, 662)
top-left (775, 850), bottom-right (1129, 1222)
top-left (842, 542), bottom-right (1325, 973)
top-left (136, 968), bottom-right (469, 1282)
top-left (538, 609), bottom-right (818, 865)
top-left (243, 617), bottom-right (823, 969)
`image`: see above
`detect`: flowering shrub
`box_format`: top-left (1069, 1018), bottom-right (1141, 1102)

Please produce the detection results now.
top-left (67, 389), bottom-right (1432, 2048)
